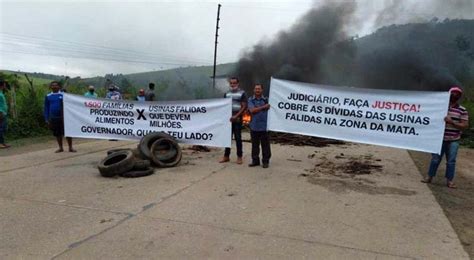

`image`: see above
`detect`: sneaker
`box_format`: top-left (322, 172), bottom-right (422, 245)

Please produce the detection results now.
top-left (248, 162), bottom-right (260, 167)
top-left (262, 163), bottom-right (269, 168)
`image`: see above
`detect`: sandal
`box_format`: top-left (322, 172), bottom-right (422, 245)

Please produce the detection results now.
top-left (421, 177), bottom-right (432, 183)
top-left (447, 182), bottom-right (457, 189)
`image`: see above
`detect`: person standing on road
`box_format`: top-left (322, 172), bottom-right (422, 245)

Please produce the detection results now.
top-left (0, 79), bottom-right (10, 149)
top-left (44, 81), bottom-right (76, 153)
top-left (145, 82), bottom-right (156, 101)
top-left (84, 85), bottom-right (98, 98)
top-left (248, 83), bottom-right (271, 168)
top-left (220, 77), bottom-right (247, 164)
top-left (422, 86), bottom-right (469, 188)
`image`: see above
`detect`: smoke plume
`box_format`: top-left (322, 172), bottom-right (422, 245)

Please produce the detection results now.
top-left (234, 0), bottom-right (474, 94)
top-left (234, 2), bottom-right (357, 93)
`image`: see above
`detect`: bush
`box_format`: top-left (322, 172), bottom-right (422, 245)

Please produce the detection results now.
top-left (6, 83), bottom-right (50, 139)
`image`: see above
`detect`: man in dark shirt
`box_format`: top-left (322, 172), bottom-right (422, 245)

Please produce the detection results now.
top-left (44, 81), bottom-right (76, 153)
top-left (220, 77), bottom-right (247, 164)
top-left (145, 82), bottom-right (156, 101)
top-left (248, 84), bottom-right (271, 168)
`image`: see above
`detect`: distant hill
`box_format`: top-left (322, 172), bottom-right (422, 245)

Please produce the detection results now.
top-left (3, 19), bottom-right (473, 100)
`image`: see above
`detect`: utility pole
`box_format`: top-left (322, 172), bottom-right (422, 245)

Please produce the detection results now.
top-left (212, 3), bottom-right (221, 90)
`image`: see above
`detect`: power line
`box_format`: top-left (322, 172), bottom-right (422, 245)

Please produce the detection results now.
top-left (0, 49), bottom-right (210, 67)
top-left (0, 32), bottom-right (213, 64)
top-left (0, 39), bottom-right (212, 66)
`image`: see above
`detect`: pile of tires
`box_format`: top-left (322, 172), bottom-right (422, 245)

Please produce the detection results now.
top-left (98, 132), bottom-right (182, 178)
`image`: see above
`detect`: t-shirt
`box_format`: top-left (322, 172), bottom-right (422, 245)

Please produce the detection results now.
top-left (224, 89), bottom-right (247, 115)
top-left (248, 95), bottom-right (268, 131)
top-left (145, 89), bottom-right (155, 101)
top-left (444, 104), bottom-right (469, 141)
top-left (44, 92), bottom-right (63, 120)
top-left (84, 91), bottom-right (98, 98)
top-left (106, 91), bottom-right (122, 100)
top-left (0, 92), bottom-right (7, 117)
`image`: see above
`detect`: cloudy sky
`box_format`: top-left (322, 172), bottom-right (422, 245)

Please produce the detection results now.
top-left (0, 0), bottom-right (473, 78)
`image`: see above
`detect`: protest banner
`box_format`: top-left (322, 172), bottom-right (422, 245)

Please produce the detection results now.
top-left (268, 78), bottom-right (450, 153)
top-left (63, 93), bottom-right (232, 148)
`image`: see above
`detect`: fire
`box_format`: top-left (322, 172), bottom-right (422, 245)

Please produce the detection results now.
top-left (242, 111), bottom-right (251, 126)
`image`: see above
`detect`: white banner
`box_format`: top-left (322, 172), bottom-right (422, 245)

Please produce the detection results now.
top-left (268, 78), bottom-right (450, 153)
top-left (63, 93), bottom-right (232, 148)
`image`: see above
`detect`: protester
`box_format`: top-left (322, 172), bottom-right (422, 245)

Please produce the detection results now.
top-left (84, 85), bottom-right (98, 98)
top-left (220, 77), bottom-right (247, 164)
top-left (145, 82), bottom-right (156, 101)
top-left (0, 79), bottom-right (10, 149)
top-left (105, 84), bottom-right (122, 100)
top-left (44, 81), bottom-right (76, 153)
top-left (422, 86), bottom-right (469, 188)
top-left (248, 84), bottom-right (271, 168)
top-left (136, 89), bottom-right (146, 102)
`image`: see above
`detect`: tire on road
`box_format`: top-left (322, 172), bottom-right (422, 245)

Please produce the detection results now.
top-left (138, 132), bottom-right (174, 159)
top-left (151, 141), bottom-right (177, 161)
top-left (132, 159), bottom-right (151, 170)
top-left (150, 138), bottom-right (182, 167)
top-left (107, 148), bottom-right (131, 156)
top-left (98, 150), bottom-right (135, 177)
top-left (120, 167), bottom-right (155, 178)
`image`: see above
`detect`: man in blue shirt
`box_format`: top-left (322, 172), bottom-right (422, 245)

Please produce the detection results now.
top-left (248, 83), bottom-right (271, 168)
top-left (44, 81), bottom-right (76, 153)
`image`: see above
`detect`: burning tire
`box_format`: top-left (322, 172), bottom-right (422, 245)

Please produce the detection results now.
top-left (150, 138), bottom-right (182, 167)
top-left (98, 150), bottom-right (135, 177)
top-left (138, 132), bottom-right (174, 159)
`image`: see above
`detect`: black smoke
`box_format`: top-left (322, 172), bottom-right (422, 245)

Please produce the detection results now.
top-left (234, 1), bottom-right (474, 94)
top-left (234, 2), bottom-right (356, 93)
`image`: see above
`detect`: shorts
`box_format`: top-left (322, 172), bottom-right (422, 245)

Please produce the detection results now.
top-left (50, 117), bottom-right (64, 137)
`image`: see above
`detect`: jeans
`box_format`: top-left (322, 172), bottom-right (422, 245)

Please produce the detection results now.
top-left (0, 117), bottom-right (7, 144)
top-left (250, 131), bottom-right (271, 164)
top-left (428, 141), bottom-right (459, 181)
top-left (224, 122), bottom-right (243, 157)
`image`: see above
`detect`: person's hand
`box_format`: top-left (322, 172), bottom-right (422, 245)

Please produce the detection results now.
top-left (230, 116), bottom-right (237, 122)
top-left (444, 116), bottom-right (454, 124)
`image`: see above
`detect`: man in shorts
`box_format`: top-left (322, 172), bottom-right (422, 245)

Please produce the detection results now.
top-left (44, 81), bottom-right (76, 153)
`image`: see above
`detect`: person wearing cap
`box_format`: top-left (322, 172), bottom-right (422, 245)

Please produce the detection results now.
top-left (136, 89), bottom-right (146, 102)
top-left (105, 85), bottom-right (122, 100)
top-left (422, 86), bottom-right (469, 188)
top-left (0, 79), bottom-right (10, 149)
top-left (84, 85), bottom-right (98, 98)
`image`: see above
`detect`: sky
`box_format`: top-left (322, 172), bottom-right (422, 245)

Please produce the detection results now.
top-left (0, 0), bottom-right (473, 78)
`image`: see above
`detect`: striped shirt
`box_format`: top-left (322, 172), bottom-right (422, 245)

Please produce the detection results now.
top-left (444, 104), bottom-right (469, 141)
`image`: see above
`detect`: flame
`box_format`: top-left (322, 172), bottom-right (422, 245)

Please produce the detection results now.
top-left (242, 112), bottom-right (251, 126)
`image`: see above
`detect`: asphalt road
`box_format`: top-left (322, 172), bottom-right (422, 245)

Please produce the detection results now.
top-left (0, 139), bottom-right (469, 259)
